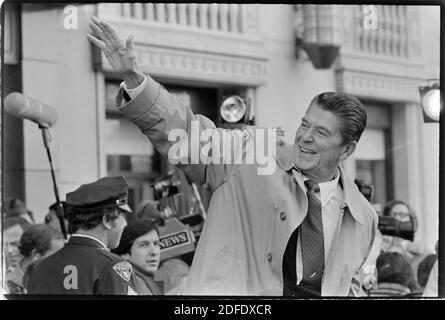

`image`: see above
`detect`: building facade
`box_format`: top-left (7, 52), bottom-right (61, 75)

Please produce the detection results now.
top-left (2, 3), bottom-right (440, 254)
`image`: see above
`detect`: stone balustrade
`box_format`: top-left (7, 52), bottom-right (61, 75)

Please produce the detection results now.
top-left (343, 5), bottom-right (420, 60)
top-left (99, 3), bottom-right (258, 35)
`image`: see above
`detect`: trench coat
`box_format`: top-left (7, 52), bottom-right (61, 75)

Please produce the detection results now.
top-left (116, 75), bottom-right (378, 296)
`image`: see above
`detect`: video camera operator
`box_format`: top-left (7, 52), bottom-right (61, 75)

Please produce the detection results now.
top-left (354, 180), bottom-right (417, 250)
top-left (380, 200), bottom-right (419, 257)
top-left (354, 179), bottom-right (422, 294)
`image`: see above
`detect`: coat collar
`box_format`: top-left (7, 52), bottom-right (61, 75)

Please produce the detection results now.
top-left (132, 262), bottom-right (163, 295)
top-left (132, 262), bottom-right (155, 279)
top-left (275, 144), bottom-right (365, 224)
top-left (69, 234), bottom-right (108, 250)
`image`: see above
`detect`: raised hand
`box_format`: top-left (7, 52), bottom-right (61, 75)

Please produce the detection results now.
top-left (87, 16), bottom-right (138, 76)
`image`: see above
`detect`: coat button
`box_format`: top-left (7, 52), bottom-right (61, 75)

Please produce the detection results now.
top-left (267, 252), bottom-right (272, 262)
top-left (280, 211), bottom-right (286, 221)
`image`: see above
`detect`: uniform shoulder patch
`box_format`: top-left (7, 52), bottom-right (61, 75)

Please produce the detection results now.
top-left (112, 261), bottom-right (132, 282)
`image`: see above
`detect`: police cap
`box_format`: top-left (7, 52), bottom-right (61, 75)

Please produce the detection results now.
top-left (66, 176), bottom-right (132, 213)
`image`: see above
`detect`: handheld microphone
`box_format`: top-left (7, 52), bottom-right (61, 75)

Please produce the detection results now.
top-left (4, 92), bottom-right (58, 128)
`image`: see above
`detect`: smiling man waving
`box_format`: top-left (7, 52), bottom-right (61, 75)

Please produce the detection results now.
top-left (281, 92), bottom-right (377, 296)
top-left (87, 16), bottom-right (378, 296)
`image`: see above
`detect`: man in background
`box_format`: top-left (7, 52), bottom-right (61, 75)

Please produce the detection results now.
top-left (113, 219), bottom-right (163, 295)
top-left (5, 224), bottom-right (64, 294)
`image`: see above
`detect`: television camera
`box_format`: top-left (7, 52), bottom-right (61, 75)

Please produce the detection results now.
top-left (354, 179), bottom-right (415, 241)
top-left (148, 171), bottom-right (206, 262)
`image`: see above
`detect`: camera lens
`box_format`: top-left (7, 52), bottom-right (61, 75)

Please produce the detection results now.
top-left (152, 174), bottom-right (180, 200)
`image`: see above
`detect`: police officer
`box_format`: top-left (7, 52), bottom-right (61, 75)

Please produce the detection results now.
top-left (27, 176), bottom-right (138, 295)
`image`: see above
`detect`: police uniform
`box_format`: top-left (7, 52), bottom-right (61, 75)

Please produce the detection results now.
top-left (27, 176), bottom-right (138, 295)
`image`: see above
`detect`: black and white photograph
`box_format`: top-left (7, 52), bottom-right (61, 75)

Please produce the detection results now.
top-left (0, 1), bottom-right (442, 306)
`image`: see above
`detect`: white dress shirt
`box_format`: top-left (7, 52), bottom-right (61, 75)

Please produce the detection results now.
top-left (120, 75), bottom-right (147, 100)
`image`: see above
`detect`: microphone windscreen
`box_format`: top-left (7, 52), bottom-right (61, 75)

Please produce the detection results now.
top-left (4, 92), bottom-right (58, 128)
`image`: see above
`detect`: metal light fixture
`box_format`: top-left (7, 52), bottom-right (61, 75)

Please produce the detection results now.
top-left (220, 96), bottom-right (247, 123)
top-left (295, 5), bottom-right (341, 69)
top-left (419, 80), bottom-right (441, 123)
top-left (218, 95), bottom-right (254, 129)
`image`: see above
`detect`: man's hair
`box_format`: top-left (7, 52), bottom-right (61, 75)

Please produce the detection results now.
top-left (3, 216), bottom-right (32, 232)
top-left (376, 252), bottom-right (416, 289)
top-left (417, 254), bottom-right (437, 288)
top-left (112, 219), bottom-right (159, 256)
top-left (66, 206), bottom-right (121, 231)
top-left (312, 92), bottom-right (367, 144)
top-left (18, 224), bottom-right (64, 258)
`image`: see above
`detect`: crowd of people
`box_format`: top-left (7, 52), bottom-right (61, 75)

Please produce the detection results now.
top-left (365, 200), bottom-right (438, 297)
top-left (2, 188), bottom-right (192, 295)
top-left (2, 193), bottom-right (437, 297)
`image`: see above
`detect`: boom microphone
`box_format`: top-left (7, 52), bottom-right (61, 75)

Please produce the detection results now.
top-left (4, 92), bottom-right (58, 128)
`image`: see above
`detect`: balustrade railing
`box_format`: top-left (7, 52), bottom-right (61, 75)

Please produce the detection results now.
top-left (100, 3), bottom-right (253, 35)
top-left (352, 5), bottom-right (414, 59)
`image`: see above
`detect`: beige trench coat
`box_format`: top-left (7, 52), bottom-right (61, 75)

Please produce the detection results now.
top-left (116, 76), bottom-right (378, 296)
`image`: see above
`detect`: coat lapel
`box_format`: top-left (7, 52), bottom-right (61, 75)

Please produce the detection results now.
top-left (338, 167), bottom-right (365, 225)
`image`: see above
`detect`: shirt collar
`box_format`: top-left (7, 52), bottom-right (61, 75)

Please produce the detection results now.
top-left (71, 234), bottom-right (108, 250)
top-left (302, 169), bottom-right (340, 207)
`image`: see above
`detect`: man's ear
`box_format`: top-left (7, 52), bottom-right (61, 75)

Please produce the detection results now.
top-left (121, 253), bottom-right (130, 260)
top-left (340, 141), bottom-right (357, 161)
top-left (31, 249), bottom-right (41, 261)
top-left (102, 214), bottom-right (113, 230)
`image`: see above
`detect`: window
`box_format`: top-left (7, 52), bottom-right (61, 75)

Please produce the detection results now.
top-left (354, 122), bottom-right (392, 208)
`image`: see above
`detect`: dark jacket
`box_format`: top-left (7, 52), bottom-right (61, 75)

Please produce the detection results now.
top-left (27, 235), bottom-right (137, 295)
top-left (131, 263), bottom-right (163, 295)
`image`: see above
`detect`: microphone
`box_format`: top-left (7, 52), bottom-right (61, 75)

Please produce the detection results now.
top-left (4, 92), bottom-right (58, 128)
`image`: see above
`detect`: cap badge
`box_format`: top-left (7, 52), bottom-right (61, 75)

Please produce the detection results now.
top-left (116, 196), bottom-right (128, 206)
